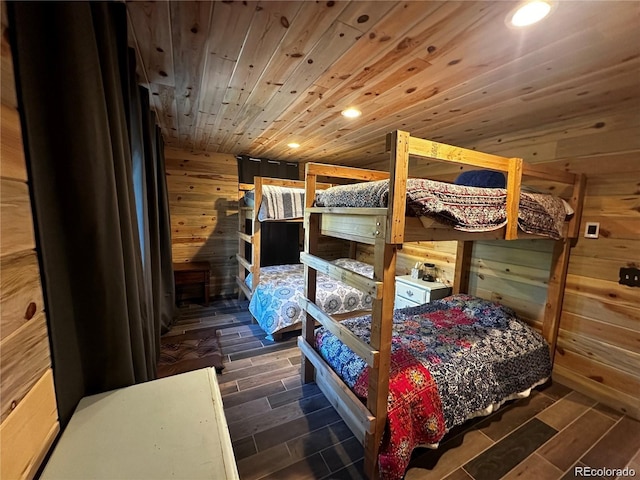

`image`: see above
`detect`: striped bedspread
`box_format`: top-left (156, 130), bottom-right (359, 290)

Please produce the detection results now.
top-left (257, 185), bottom-right (305, 221)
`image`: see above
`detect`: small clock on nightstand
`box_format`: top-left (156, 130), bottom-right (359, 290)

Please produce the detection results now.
top-left (394, 275), bottom-right (451, 309)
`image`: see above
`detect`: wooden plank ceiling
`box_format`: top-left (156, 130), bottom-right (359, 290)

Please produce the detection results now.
top-left (127, 1), bottom-right (640, 166)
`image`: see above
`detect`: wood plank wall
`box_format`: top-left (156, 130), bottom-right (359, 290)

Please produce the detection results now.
top-left (465, 114), bottom-right (639, 420)
top-left (165, 149), bottom-right (351, 300)
top-left (0, 4), bottom-right (60, 478)
top-left (548, 151), bottom-right (639, 420)
top-left (356, 240), bottom-right (457, 288)
top-left (165, 147), bottom-right (240, 299)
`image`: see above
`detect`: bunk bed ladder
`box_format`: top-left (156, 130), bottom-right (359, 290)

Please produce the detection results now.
top-left (301, 210), bottom-right (398, 479)
top-left (236, 182), bottom-right (257, 300)
top-left (301, 158), bottom-right (401, 480)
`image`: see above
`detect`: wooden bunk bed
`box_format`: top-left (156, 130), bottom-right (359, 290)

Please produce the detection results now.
top-left (236, 177), bottom-right (306, 338)
top-left (236, 177), bottom-right (307, 300)
top-left (299, 130), bottom-right (585, 479)
top-left (236, 177), bottom-right (372, 339)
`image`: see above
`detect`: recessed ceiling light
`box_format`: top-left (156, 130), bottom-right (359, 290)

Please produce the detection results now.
top-left (341, 108), bottom-right (361, 118)
top-left (287, 142), bottom-right (300, 149)
top-left (510, 1), bottom-right (552, 27)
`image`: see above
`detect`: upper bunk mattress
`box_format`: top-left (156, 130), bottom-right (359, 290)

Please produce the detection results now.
top-left (315, 294), bottom-right (552, 479)
top-left (244, 185), bottom-right (305, 221)
top-left (314, 179), bottom-right (572, 239)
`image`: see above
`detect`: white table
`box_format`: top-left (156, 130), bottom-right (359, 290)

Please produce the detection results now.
top-left (41, 368), bottom-right (238, 480)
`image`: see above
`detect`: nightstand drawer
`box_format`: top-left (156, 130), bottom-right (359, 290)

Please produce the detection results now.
top-left (174, 271), bottom-right (207, 285)
top-left (395, 295), bottom-right (420, 310)
top-left (395, 280), bottom-right (429, 303)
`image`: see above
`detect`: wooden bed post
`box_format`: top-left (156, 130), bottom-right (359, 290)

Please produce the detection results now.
top-left (238, 186), bottom-right (247, 301)
top-left (505, 157), bottom-right (523, 240)
top-left (567, 174), bottom-right (587, 239)
top-left (542, 173), bottom-right (586, 358)
top-left (251, 177), bottom-right (263, 291)
top-left (386, 130), bottom-right (409, 244)
top-left (364, 234), bottom-right (397, 479)
top-left (362, 131), bottom-right (409, 478)
top-left (302, 165), bottom-right (319, 384)
top-left (302, 213), bottom-right (319, 383)
top-left (453, 241), bottom-right (473, 294)
top-left (542, 239), bottom-right (572, 357)
top-left (349, 241), bottom-right (358, 259)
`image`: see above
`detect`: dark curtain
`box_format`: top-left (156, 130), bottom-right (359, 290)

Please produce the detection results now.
top-left (10, 1), bottom-right (175, 426)
top-left (139, 89), bottom-right (176, 336)
top-left (237, 156), bottom-right (299, 182)
top-left (237, 156), bottom-right (301, 266)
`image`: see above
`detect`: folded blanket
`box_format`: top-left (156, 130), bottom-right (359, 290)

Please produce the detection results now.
top-left (244, 185), bottom-right (305, 221)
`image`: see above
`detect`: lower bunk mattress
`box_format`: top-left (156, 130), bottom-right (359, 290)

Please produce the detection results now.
top-left (246, 258), bottom-right (373, 338)
top-left (314, 294), bottom-right (552, 480)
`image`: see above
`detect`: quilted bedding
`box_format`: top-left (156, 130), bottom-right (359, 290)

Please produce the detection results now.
top-left (243, 185), bottom-right (305, 221)
top-left (315, 294), bottom-right (552, 479)
top-left (246, 258), bottom-right (373, 337)
top-left (314, 179), bottom-right (571, 239)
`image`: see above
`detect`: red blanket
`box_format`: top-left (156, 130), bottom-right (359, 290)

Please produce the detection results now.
top-left (315, 295), bottom-right (553, 478)
top-left (353, 348), bottom-right (446, 480)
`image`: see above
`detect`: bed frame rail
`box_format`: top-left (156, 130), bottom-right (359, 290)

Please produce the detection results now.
top-left (235, 275), bottom-right (252, 300)
top-left (300, 252), bottom-right (382, 299)
top-left (307, 208), bottom-right (388, 245)
top-left (390, 131), bottom-right (525, 240)
top-left (300, 299), bottom-right (379, 368)
top-left (305, 163), bottom-right (390, 183)
top-left (298, 337), bottom-right (375, 443)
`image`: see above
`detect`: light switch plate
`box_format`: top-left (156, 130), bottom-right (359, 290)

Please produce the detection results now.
top-left (584, 222), bottom-right (600, 238)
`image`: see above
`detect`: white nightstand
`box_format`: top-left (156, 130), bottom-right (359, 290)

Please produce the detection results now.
top-left (394, 275), bottom-right (451, 309)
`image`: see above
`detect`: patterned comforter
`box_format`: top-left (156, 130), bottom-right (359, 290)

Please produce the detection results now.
top-left (315, 179), bottom-right (571, 239)
top-left (315, 294), bottom-right (552, 479)
top-left (246, 258), bottom-right (373, 337)
top-left (244, 185), bottom-right (305, 221)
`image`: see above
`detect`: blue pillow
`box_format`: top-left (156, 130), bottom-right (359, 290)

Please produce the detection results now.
top-left (454, 170), bottom-right (505, 188)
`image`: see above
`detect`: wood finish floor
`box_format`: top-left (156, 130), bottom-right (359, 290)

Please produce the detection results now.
top-left (160, 300), bottom-right (640, 480)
